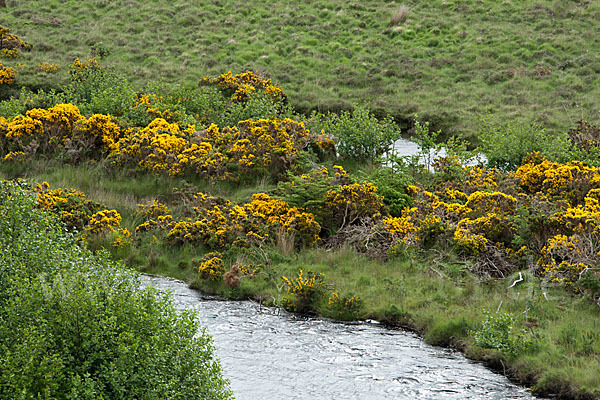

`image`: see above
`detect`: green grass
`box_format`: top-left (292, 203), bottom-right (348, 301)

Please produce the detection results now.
top-left (2, 0), bottom-right (600, 139)
top-left (4, 160), bottom-right (600, 399)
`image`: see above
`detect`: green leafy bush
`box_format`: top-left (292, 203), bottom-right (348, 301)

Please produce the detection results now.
top-left (478, 114), bottom-right (569, 171)
top-left (0, 180), bottom-right (233, 400)
top-left (309, 105), bottom-right (401, 162)
top-left (471, 310), bottom-right (536, 358)
top-left (360, 168), bottom-right (413, 217)
top-left (0, 96), bottom-right (22, 118)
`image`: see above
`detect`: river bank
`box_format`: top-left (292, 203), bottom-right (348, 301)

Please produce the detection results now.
top-left (180, 246), bottom-right (598, 400)
top-left (142, 274), bottom-right (541, 400)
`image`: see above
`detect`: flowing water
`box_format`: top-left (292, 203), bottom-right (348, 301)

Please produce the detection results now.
top-left (141, 275), bottom-right (540, 400)
top-left (389, 137), bottom-right (486, 169)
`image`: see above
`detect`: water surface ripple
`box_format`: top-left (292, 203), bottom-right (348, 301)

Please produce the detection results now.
top-left (141, 275), bottom-right (539, 400)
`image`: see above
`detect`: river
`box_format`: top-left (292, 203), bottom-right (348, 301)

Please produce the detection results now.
top-left (141, 275), bottom-right (540, 400)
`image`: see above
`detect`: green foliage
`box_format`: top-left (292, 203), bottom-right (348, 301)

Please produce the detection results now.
top-left (309, 105), bottom-right (401, 162)
top-left (412, 119), bottom-right (441, 172)
top-left (471, 310), bottom-right (536, 359)
top-left (0, 96), bottom-right (22, 118)
top-left (274, 167), bottom-right (344, 223)
top-left (478, 114), bottom-right (570, 171)
top-left (18, 86), bottom-right (67, 112)
top-left (557, 326), bottom-right (599, 356)
top-left (64, 67), bottom-right (137, 119)
top-left (0, 180), bottom-right (233, 400)
top-left (360, 167), bottom-right (413, 217)
top-left (220, 92), bottom-right (295, 129)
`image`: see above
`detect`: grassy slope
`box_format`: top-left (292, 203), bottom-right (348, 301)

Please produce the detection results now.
top-left (2, 161), bottom-right (600, 399)
top-left (2, 0), bottom-right (600, 139)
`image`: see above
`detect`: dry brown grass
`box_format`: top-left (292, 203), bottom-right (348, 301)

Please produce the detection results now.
top-left (390, 5), bottom-right (409, 26)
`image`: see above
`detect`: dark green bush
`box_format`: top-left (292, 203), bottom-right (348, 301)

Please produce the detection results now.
top-left (0, 180), bottom-right (233, 400)
top-left (360, 168), bottom-right (413, 217)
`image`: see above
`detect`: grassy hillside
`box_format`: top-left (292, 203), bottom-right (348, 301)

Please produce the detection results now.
top-left (2, 0), bottom-right (600, 138)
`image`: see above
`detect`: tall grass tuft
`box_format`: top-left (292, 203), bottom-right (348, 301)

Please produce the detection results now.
top-left (389, 5), bottom-right (409, 26)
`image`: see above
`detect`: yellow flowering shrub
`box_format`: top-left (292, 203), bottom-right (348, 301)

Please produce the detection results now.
top-left (465, 166), bottom-right (500, 192)
top-left (86, 113), bottom-right (122, 151)
top-left (246, 193), bottom-right (321, 246)
top-left (324, 181), bottom-right (384, 229)
top-left (69, 57), bottom-right (101, 83)
top-left (2, 151), bottom-right (26, 162)
top-left (0, 104), bottom-right (121, 160)
top-left (196, 252), bottom-right (225, 281)
top-left (327, 291), bottom-right (362, 320)
top-left (281, 269), bottom-right (325, 313)
top-left (38, 62), bottom-right (60, 73)
top-left (134, 200), bottom-right (173, 233)
top-left (166, 192), bottom-right (320, 249)
top-left (0, 26), bottom-right (29, 54)
top-left (464, 191), bottom-right (517, 215)
top-left (0, 62), bottom-right (17, 85)
top-left (111, 228), bottom-right (132, 249)
top-left (110, 116), bottom-right (317, 182)
top-left (453, 217), bottom-right (498, 255)
top-left (200, 70), bottom-right (287, 104)
top-left (538, 234), bottom-right (591, 287)
top-left (134, 93), bottom-right (177, 122)
top-left (514, 154), bottom-right (600, 204)
top-left (85, 209), bottom-right (122, 235)
top-left (34, 181), bottom-right (103, 231)
top-left (135, 200), bottom-right (171, 219)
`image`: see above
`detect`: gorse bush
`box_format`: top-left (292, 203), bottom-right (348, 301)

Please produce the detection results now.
top-left (282, 269), bottom-right (325, 313)
top-left (0, 180), bottom-right (232, 400)
top-left (0, 62), bottom-right (17, 86)
top-left (0, 103), bottom-right (121, 162)
top-left (164, 192), bottom-right (321, 250)
top-left (0, 26), bottom-right (30, 58)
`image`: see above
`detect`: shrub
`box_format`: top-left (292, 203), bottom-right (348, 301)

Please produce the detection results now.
top-left (361, 167), bottom-right (413, 217)
top-left (165, 192), bottom-right (321, 250)
top-left (34, 181), bottom-right (104, 231)
top-left (471, 310), bottom-right (536, 358)
top-left (0, 180), bottom-right (233, 400)
top-left (200, 70), bottom-right (287, 106)
top-left (478, 114), bottom-right (569, 171)
top-left (309, 105), bottom-right (401, 162)
top-left (0, 26), bottom-right (30, 54)
top-left (0, 103), bottom-right (121, 160)
top-left (323, 181), bottom-right (385, 229)
top-left (0, 96), bottom-right (22, 119)
top-left (275, 165), bottom-right (351, 222)
top-left (197, 251), bottom-right (226, 281)
top-left (64, 58), bottom-right (138, 118)
top-left (281, 269), bottom-right (325, 313)
top-left (0, 62), bottom-right (17, 85)
top-left (327, 291), bottom-right (362, 320)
